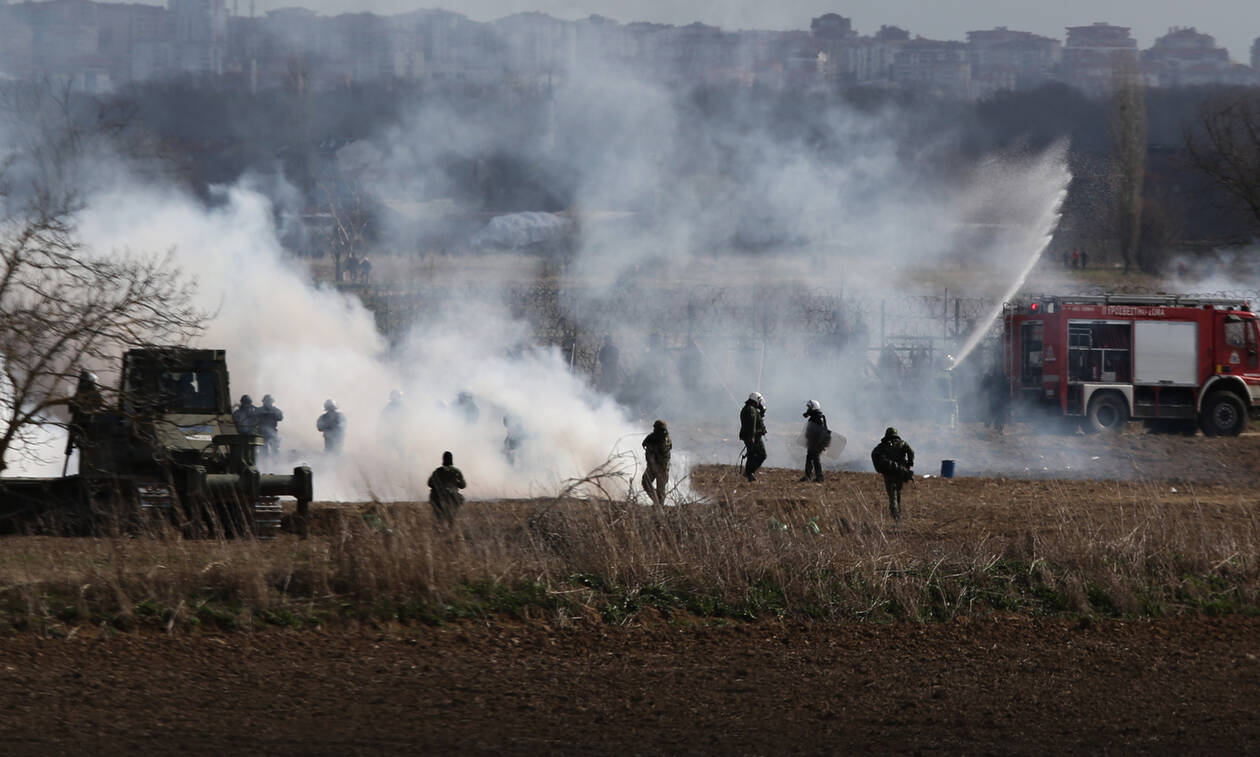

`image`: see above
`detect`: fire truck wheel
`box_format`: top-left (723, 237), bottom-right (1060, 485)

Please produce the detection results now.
top-left (1085, 393), bottom-right (1129, 433)
top-left (1200, 392), bottom-right (1247, 437)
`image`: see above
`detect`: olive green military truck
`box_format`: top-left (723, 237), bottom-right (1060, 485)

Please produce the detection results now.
top-left (0, 347), bottom-right (312, 538)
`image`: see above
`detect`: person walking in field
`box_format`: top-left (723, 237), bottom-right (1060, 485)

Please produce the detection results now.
top-left (871, 427), bottom-right (914, 521)
top-left (800, 400), bottom-right (830, 483)
top-left (427, 451), bottom-right (467, 526)
top-left (641, 419), bottom-right (672, 505)
top-left (740, 392), bottom-right (768, 482)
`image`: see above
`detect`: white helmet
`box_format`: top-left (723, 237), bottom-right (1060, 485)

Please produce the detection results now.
top-left (805, 399), bottom-right (821, 411)
top-left (324, 399), bottom-right (337, 411)
top-left (748, 391), bottom-right (763, 403)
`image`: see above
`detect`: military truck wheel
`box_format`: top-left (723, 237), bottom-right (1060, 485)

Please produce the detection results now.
top-left (1200, 392), bottom-right (1247, 437)
top-left (1085, 393), bottom-right (1129, 433)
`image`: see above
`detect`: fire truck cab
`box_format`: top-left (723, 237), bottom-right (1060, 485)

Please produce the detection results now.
top-left (1005, 294), bottom-right (1260, 435)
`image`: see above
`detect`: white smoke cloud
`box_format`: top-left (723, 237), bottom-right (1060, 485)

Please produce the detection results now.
top-left (2, 61), bottom-right (1076, 493)
top-left (70, 178), bottom-right (639, 500)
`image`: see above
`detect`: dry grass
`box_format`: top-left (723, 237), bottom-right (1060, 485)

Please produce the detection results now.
top-left (1, 464), bottom-right (1258, 633)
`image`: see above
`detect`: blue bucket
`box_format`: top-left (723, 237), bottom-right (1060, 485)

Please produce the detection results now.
top-left (940, 459), bottom-right (956, 478)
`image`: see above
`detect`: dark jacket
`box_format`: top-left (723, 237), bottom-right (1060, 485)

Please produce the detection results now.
top-left (255, 404), bottom-right (284, 433)
top-left (803, 409), bottom-right (830, 451)
top-left (739, 400), bottom-right (766, 443)
top-left (642, 428), bottom-right (672, 467)
top-left (871, 434), bottom-right (914, 482)
top-left (316, 409), bottom-right (345, 434)
top-left (233, 405), bottom-right (259, 435)
top-left (428, 465), bottom-right (467, 505)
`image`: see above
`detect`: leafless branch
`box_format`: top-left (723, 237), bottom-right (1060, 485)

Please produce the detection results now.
top-left (1184, 91), bottom-right (1260, 231)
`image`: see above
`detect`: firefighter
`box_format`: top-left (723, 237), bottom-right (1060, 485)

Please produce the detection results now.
top-left (871, 427), bottom-right (914, 521)
top-left (641, 419), bottom-right (672, 505)
top-left (233, 395), bottom-right (259, 435)
top-left (316, 399), bottom-right (346, 453)
top-left (255, 394), bottom-right (284, 457)
top-left (427, 450), bottom-right (467, 526)
top-left (739, 391), bottom-right (768, 482)
top-left (800, 400), bottom-right (830, 483)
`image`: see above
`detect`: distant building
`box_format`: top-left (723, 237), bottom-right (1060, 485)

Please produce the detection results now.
top-left (1, 3), bottom-right (1256, 98)
top-left (5, 0), bottom-right (118, 92)
top-left (1062, 22), bottom-right (1137, 96)
top-left (170, 0), bottom-right (227, 76)
top-left (966, 26), bottom-right (1060, 94)
top-left (893, 38), bottom-right (971, 98)
top-left (810, 13), bottom-right (854, 42)
top-left (1141, 27), bottom-right (1247, 87)
top-left (493, 12), bottom-right (575, 89)
top-left (876, 25), bottom-right (910, 43)
top-left (0, 5), bottom-right (36, 80)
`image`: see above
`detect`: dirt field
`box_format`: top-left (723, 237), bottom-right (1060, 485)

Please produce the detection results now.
top-left (2, 617), bottom-right (1258, 754)
top-left (3, 430), bottom-right (1260, 754)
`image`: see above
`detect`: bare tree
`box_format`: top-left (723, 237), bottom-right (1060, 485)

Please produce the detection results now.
top-left (1184, 91), bottom-right (1260, 231)
top-left (1108, 55), bottom-right (1146, 274)
top-left (321, 181), bottom-right (371, 283)
top-left (0, 190), bottom-right (207, 474)
top-left (0, 82), bottom-right (207, 475)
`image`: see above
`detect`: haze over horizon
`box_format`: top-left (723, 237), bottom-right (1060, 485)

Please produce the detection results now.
top-left (244, 0), bottom-right (1260, 65)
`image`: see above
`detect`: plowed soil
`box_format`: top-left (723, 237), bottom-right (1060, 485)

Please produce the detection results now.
top-left (2, 617), bottom-right (1258, 755)
top-left (3, 430), bottom-right (1260, 754)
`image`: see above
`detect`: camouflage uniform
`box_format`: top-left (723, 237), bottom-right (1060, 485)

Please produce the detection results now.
top-left (739, 397), bottom-right (768, 481)
top-left (871, 427), bottom-right (914, 521)
top-left (232, 396), bottom-right (259, 436)
top-left (427, 454), bottom-right (467, 526)
top-left (801, 407), bottom-right (830, 483)
top-left (641, 420), bottom-right (672, 505)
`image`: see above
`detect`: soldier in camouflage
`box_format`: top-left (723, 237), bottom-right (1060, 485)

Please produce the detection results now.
top-left (641, 419), bottom-right (672, 505)
top-left (427, 450), bottom-right (467, 526)
top-left (255, 394), bottom-right (284, 458)
top-left (316, 399), bottom-right (346, 454)
top-left (871, 427), bottom-right (914, 521)
top-left (233, 395), bottom-right (259, 436)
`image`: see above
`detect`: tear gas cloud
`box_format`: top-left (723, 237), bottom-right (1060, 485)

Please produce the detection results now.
top-left (70, 181), bottom-right (636, 501)
top-left (361, 67), bottom-right (1072, 464)
top-left (2, 64), bottom-right (1074, 493)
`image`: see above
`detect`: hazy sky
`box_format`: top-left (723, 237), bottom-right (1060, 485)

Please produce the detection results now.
top-left (254, 0), bottom-right (1260, 63)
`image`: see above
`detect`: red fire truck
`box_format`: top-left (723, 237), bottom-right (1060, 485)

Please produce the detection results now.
top-left (1004, 293), bottom-right (1260, 435)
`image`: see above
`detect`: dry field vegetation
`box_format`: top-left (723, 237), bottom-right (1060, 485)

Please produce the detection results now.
top-left (2, 456), bottom-right (1258, 636)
